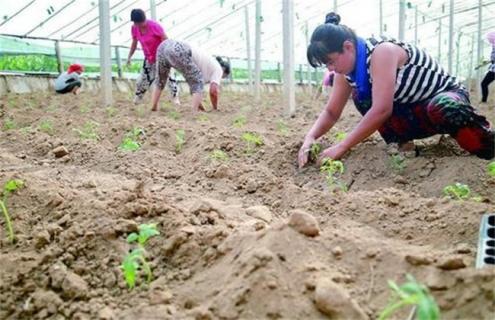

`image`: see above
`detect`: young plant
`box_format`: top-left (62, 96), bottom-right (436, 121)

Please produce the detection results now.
top-left (309, 142), bottom-right (322, 162)
top-left (73, 121), bottom-right (100, 140)
top-left (390, 155), bottom-right (406, 173)
top-left (196, 114), bottom-right (209, 122)
top-left (276, 120), bottom-right (289, 135)
top-left (233, 115), bottom-right (247, 128)
top-left (121, 223), bottom-right (160, 289)
top-left (379, 274), bottom-right (440, 320)
top-left (106, 106), bottom-right (118, 117)
top-left (443, 182), bottom-right (470, 200)
top-left (334, 131), bottom-right (347, 142)
top-left (488, 161), bottom-right (495, 177)
top-left (168, 110), bottom-right (180, 120)
top-left (241, 132), bottom-right (264, 153)
top-left (320, 158), bottom-right (346, 192)
top-left (79, 103), bottom-right (90, 114)
top-left (209, 149), bottom-right (229, 162)
top-left (119, 127), bottom-right (144, 152)
top-left (175, 129), bottom-right (186, 153)
top-left (3, 118), bottom-right (16, 131)
top-left (39, 119), bottom-right (54, 135)
top-left (0, 179), bottom-right (24, 243)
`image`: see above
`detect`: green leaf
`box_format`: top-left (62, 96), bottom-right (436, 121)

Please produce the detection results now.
top-left (488, 162), bottom-right (495, 177)
top-left (138, 223), bottom-right (160, 245)
top-left (127, 232), bottom-right (139, 243)
top-left (4, 179), bottom-right (24, 194)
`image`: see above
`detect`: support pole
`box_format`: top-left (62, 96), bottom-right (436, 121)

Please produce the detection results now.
top-left (115, 46), bottom-right (123, 78)
top-left (469, 33), bottom-right (475, 93)
top-left (254, 0), bottom-right (261, 100)
top-left (437, 19), bottom-right (442, 64)
top-left (398, 0), bottom-right (405, 41)
top-left (305, 21), bottom-right (312, 94)
top-left (55, 40), bottom-right (63, 74)
top-left (99, 0), bottom-right (112, 106)
top-left (455, 33), bottom-right (461, 76)
top-left (282, 0), bottom-right (295, 116)
top-left (448, 0), bottom-right (454, 74)
top-left (414, 5), bottom-right (418, 45)
top-left (476, 0), bottom-right (483, 88)
top-left (244, 6), bottom-right (253, 92)
top-left (379, 0), bottom-right (383, 36)
top-left (227, 57), bottom-right (233, 83)
top-left (277, 62), bottom-right (282, 83)
top-left (333, 0), bottom-right (338, 13)
top-left (150, 0), bottom-right (157, 20)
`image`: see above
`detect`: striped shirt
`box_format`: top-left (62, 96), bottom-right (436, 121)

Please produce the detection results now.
top-left (345, 37), bottom-right (460, 105)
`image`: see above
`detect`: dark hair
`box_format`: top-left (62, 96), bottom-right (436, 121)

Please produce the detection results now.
top-left (307, 12), bottom-right (357, 68)
top-left (130, 9), bottom-right (146, 23)
top-left (216, 57), bottom-right (231, 76)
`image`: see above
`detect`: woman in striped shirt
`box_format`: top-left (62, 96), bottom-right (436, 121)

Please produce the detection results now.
top-left (298, 13), bottom-right (494, 167)
top-left (480, 31), bottom-right (495, 104)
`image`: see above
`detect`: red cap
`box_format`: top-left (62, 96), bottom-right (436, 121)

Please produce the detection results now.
top-left (67, 63), bottom-right (84, 74)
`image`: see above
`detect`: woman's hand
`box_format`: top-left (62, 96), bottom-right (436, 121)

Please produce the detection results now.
top-left (317, 144), bottom-right (347, 164)
top-left (297, 136), bottom-right (316, 168)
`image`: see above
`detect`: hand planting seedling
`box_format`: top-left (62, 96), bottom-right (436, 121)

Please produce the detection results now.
top-left (241, 132), bottom-right (264, 153)
top-left (3, 118), bottom-right (16, 131)
top-left (334, 131), bottom-right (347, 142)
top-left (443, 182), bottom-right (471, 200)
top-left (73, 121), bottom-right (100, 140)
top-left (309, 142), bottom-right (322, 162)
top-left (119, 127), bottom-right (145, 152)
top-left (233, 115), bottom-right (247, 128)
top-left (121, 223), bottom-right (160, 289)
top-left (209, 149), bottom-right (229, 162)
top-left (175, 129), bottom-right (186, 153)
top-left (488, 162), bottom-right (495, 177)
top-left (320, 158), bottom-right (346, 192)
top-left (276, 120), bottom-right (289, 135)
top-left (39, 119), bottom-right (54, 135)
top-left (379, 274), bottom-right (440, 320)
top-left (390, 154), bottom-right (406, 173)
top-left (0, 179), bottom-right (24, 243)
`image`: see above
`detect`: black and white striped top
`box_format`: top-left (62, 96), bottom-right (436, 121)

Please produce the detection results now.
top-left (345, 37), bottom-right (460, 105)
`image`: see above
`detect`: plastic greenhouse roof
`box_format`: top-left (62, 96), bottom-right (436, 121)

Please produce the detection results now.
top-left (1, 0), bottom-right (495, 68)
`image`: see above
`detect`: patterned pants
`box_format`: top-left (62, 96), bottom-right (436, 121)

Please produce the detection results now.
top-left (156, 40), bottom-right (204, 94)
top-left (135, 60), bottom-right (179, 99)
top-left (352, 88), bottom-right (494, 160)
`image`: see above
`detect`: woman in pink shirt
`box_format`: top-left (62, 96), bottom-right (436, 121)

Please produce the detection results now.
top-left (127, 9), bottom-right (180, 105)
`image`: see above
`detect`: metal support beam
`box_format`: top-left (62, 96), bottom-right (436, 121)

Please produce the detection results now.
top-left (398, 0), bottom-right (406, 41)
top-left (438, 19), bottom-right (442, 64)
top-left (0, 0), bottom-right (36, 28)
top-left (282, 0), bottom-right (295, 116)
top-left (414, 5), bottom-right (418, 45)
top-left (24, 0), bottom-right (76, 37)
top-left (115, 46), bottom-right (123, 78)
top-left (277, 63), bottom-right (282, 83)
top-left (455, 33), bottom-right (461, 76)
top-left (305, 21), bottom-right (312, 94)
top-left (55, 40), bottom-right (63, 74)
top-left (99, 0), bottom-right (112, 106)
top-left (150, 0), bottom-right (157, 20)
top-left (379, 0), bottom-right (383, 36)
top-left (448, 0), bottom-right (454, 74)
top-left (476, 0), bottom-right (483, 87)
top-left (244, 6), bottom-right (253, 92)
top-left (469, 33), bottom-right (475, 92)
top-left (333, 0), bottom-right (338, 13)
top-left (254, 0), bottom-right (261, 100)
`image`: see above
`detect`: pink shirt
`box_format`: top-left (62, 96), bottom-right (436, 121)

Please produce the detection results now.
top-left (131, 20), bottom-right (165, 64)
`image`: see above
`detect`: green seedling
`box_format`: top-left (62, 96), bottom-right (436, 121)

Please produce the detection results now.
top-left (334, 131), bottom-right (347, 142)
top-left (488, 162), bottom-right (495, 177)
top-left (276, 120), bottom-right (289, 135)
top-left (233, 115), bottom-right (247, 128)
top-left (209, 149), bottom-right (229, 162)
top-left (39, 119), bottom-right (54, 135)
top-left (320, 158), bottom-right (346, 192)
top-left (20, 126), bottom-right (33, 136)
top-left (119, 127), bottom-right (144, 152)
top-left (0, 179), bottom-right (24, 243)
top-left (309, 142), bottom-right (322, 162)
top-left (73, 121), bottom-right (100, 140)
top-left (79, 103), bottom-right (90, 114)
top-left (106, 106), bottom-right (118, 117)
top-left (241, 132), bottom-right (264, 153)
top-left (168, 110), bottom-right (180, 120)
top-left (122, 223), bottom-right (159, 289)
top-left (196, 114), bottom-right (209, 122)
top-left (443, 182), bottom-right (470, 200)
top-left (379, 274), bottom-right (440, 320)
top-left (390, 155), bottom-right (406, 173)
top-left (121, 247), bottom-right (152, 289)
top-left (175, 129), bottom-right (186, 153)
top-left (3, 118), bottom-right (16, 131)
top-left (127, 223), bottom-right (160, 246)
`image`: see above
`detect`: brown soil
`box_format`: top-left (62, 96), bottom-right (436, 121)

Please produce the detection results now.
top-left (0, 89), bottom-right (494, 320)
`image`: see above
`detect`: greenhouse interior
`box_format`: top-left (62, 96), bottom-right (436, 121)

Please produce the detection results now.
top-left (0, 1), bottom-right (494, 319)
